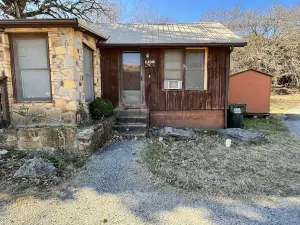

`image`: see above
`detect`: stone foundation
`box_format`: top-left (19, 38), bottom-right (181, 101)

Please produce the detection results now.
top-left (0, 118), bottom-right (114, 154)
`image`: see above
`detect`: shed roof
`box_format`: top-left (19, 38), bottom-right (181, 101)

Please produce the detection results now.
top-left (92, 22), bottom-right (246, 46)
top-left (231, 69), bottom-right (273, 77)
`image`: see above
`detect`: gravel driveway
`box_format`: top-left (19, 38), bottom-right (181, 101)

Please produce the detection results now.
top-left (285, 105), bottom-right (300, 136)
top-left (1, 140), bottom-right (300, 225)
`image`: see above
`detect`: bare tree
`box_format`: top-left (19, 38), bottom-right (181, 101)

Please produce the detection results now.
top-left (202, 3), bottom-right (300, 88)
top-left (0, 0), bottom-right (119, 22)
top-left (123, 0), bottom-right (173, 23)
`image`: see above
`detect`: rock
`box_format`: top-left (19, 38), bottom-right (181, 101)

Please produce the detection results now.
top-left (14, 157), bottom-right (57, 179)
top-left (158, 137), bottom-right (164, 142)
top-left (0, 149), bottom-right (8, 155)
top-left (40, 147), bottom-right (57, 154)
top-left (159, 127), bottom-right (196, 140)
top-left (218, 128), bottom-right (265, 143)
top-left (78, 128), bottom-right (94, 140)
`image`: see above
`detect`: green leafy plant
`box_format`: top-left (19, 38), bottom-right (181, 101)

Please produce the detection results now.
top-left (89, 97), bottom-right (113, 119)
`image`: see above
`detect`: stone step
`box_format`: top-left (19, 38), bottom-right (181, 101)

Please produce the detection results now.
top-left (114, 123), bottom-right (147, 133)
top-left (117, 130), bottom-right (147, 137)
top-left (113, 108), bottom-right (148, 117)
top-left (116, 115), bottom-right (148, 124)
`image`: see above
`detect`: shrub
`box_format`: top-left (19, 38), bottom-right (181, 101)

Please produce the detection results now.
top-left (89, 97), bottom-right (113, 119)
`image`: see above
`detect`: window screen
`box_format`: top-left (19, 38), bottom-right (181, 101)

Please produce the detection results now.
top-left (164, 50), bottom-right (183, 89)
top-left (13, 36), bottom-right (51, 101)
top-left (185, 51), bottom-right (205, 90)
top-left (83, 46), bottom-right (94, 101)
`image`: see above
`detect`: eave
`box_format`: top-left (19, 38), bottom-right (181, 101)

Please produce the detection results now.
top-left (0, 18), bottom-right (107, 41)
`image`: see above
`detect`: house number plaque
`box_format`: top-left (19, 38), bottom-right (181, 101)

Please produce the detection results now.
top-left (145, 60), bottom-right (155, 67)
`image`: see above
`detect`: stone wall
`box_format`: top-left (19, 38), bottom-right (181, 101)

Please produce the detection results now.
top-left (0, 27), bottom-right (101, 127)
top-left (0, 117), bottom-right (115, 154)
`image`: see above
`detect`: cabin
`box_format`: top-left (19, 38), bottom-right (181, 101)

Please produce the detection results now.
top-left (229, 69), bottom-right (272, 116)
top-left (98, 23), bottom-right (246, 133)
top-left (0, 19), bottom-right (246, 137)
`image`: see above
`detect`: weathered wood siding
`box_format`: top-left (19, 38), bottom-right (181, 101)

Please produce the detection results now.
top-left (101, 47), bottom-right (229, 110)
top-left (101, 48), bottom-right (120, 106)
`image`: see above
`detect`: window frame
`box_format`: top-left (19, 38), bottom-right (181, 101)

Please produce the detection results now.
top-left (10, 33), bottom-right (52, 102)
top-left (185, 48), bottom-right (208, 91)
top-left (163, 49), bottom-right (184, 90)
top-left (82, 44), bottom-right (95, 102)
top-left (163, 48), bottom-right (208, 91)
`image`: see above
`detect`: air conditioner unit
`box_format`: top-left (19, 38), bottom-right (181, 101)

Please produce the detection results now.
top-left (164, 80), bottom-right (182, 89)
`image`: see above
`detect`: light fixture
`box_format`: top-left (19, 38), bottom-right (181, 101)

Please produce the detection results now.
top-left (145, 53), bottom-right (150, 59)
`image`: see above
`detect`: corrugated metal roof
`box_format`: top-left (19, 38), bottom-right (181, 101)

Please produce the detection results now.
top-left (77, 19), bottom-right (108, 40)
top-left (87, 22), bottom-right (246, 46)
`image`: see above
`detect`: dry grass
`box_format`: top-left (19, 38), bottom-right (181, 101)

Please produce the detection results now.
top-left (143, 117), bottom-right (300, 197)
top-left (270, 91), bottom-right (300, 114)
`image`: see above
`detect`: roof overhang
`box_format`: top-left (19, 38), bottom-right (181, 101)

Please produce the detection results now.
top-left (0, 18), bottom-right (107, 41)
top-left (97, 42), bottom-right (247, 48)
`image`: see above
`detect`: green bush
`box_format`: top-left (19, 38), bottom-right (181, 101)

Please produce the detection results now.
top-left (89, 97), bottom-right (113, 119)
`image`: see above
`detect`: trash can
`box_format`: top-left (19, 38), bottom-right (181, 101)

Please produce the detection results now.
top-left (228, 103), bottom-right (247, 128)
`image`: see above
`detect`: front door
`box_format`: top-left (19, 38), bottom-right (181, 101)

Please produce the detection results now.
top-left (121, 52), bottom-right (142, 105)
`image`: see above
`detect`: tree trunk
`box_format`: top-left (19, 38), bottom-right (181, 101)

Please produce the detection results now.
top-left (14, 1), bottom-right (21, 18)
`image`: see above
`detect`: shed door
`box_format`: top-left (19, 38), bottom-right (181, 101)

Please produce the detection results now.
top-left (121, 52), bottom-right (142, 105)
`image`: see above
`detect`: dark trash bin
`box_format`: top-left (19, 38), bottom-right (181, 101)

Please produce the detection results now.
top-left (228, 103), bottom-right (247, 128)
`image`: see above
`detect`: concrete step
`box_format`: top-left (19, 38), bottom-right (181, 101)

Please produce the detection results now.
top-left (117, 130), bottom-right (147, 137)
top-left (116, 115), bottom-right (148, 124)
top-left (114, 123), bottom-right (147, 133)
top-left (113, 108), bottom-right (148, 117)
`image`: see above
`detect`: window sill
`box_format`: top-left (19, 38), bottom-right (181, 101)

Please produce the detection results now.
top-left (12, 101), bottom-right (53, 106)
top-left (163, 89), bottom-right (209, 92)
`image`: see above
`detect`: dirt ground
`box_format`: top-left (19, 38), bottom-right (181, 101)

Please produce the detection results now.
top-left (1, 141), bottom-right (300, 225)
top-left (270, 91), bottom-right (300, 114)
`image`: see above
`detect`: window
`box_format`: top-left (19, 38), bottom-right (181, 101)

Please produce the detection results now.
top-left (163, 48), bottom-right (207, 91)
top-left (185, 50), bottom-right (205, 90)
top-left (164, 50), bottom-right (183, 89)
top-left (122, 52), bottom-right (141, 90)
top-left (83, 45), bottom-right (94, 101)
top-left (13, 35), bottom-right (51, 101)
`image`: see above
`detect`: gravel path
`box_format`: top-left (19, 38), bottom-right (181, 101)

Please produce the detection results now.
top-left (1, 140), bottom-right (300, 225)
top-left (285, 105), bottom-right (300, 136)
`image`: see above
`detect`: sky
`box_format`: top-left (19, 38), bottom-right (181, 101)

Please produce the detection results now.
top-left (120, 0), bottom-right (300, 22)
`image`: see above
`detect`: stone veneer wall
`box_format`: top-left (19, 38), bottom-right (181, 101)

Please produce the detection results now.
top-left (0, 27), bottom-right (101, 127)
top-left (0, 117), bottom-right (115, 154)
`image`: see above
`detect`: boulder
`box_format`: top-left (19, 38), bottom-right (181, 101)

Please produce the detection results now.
top-left (158, 127), bottom-right (196, 140)
top-left (14, 157), bottom-right (57, 179)
top-left (218, 128), bottom-right (265, 143)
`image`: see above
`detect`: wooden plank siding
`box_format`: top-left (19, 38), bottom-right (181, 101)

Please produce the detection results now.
top-left (101, 47), bottom-right (229, 111)
top-left (101, 48), bottom-right (120, 106)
